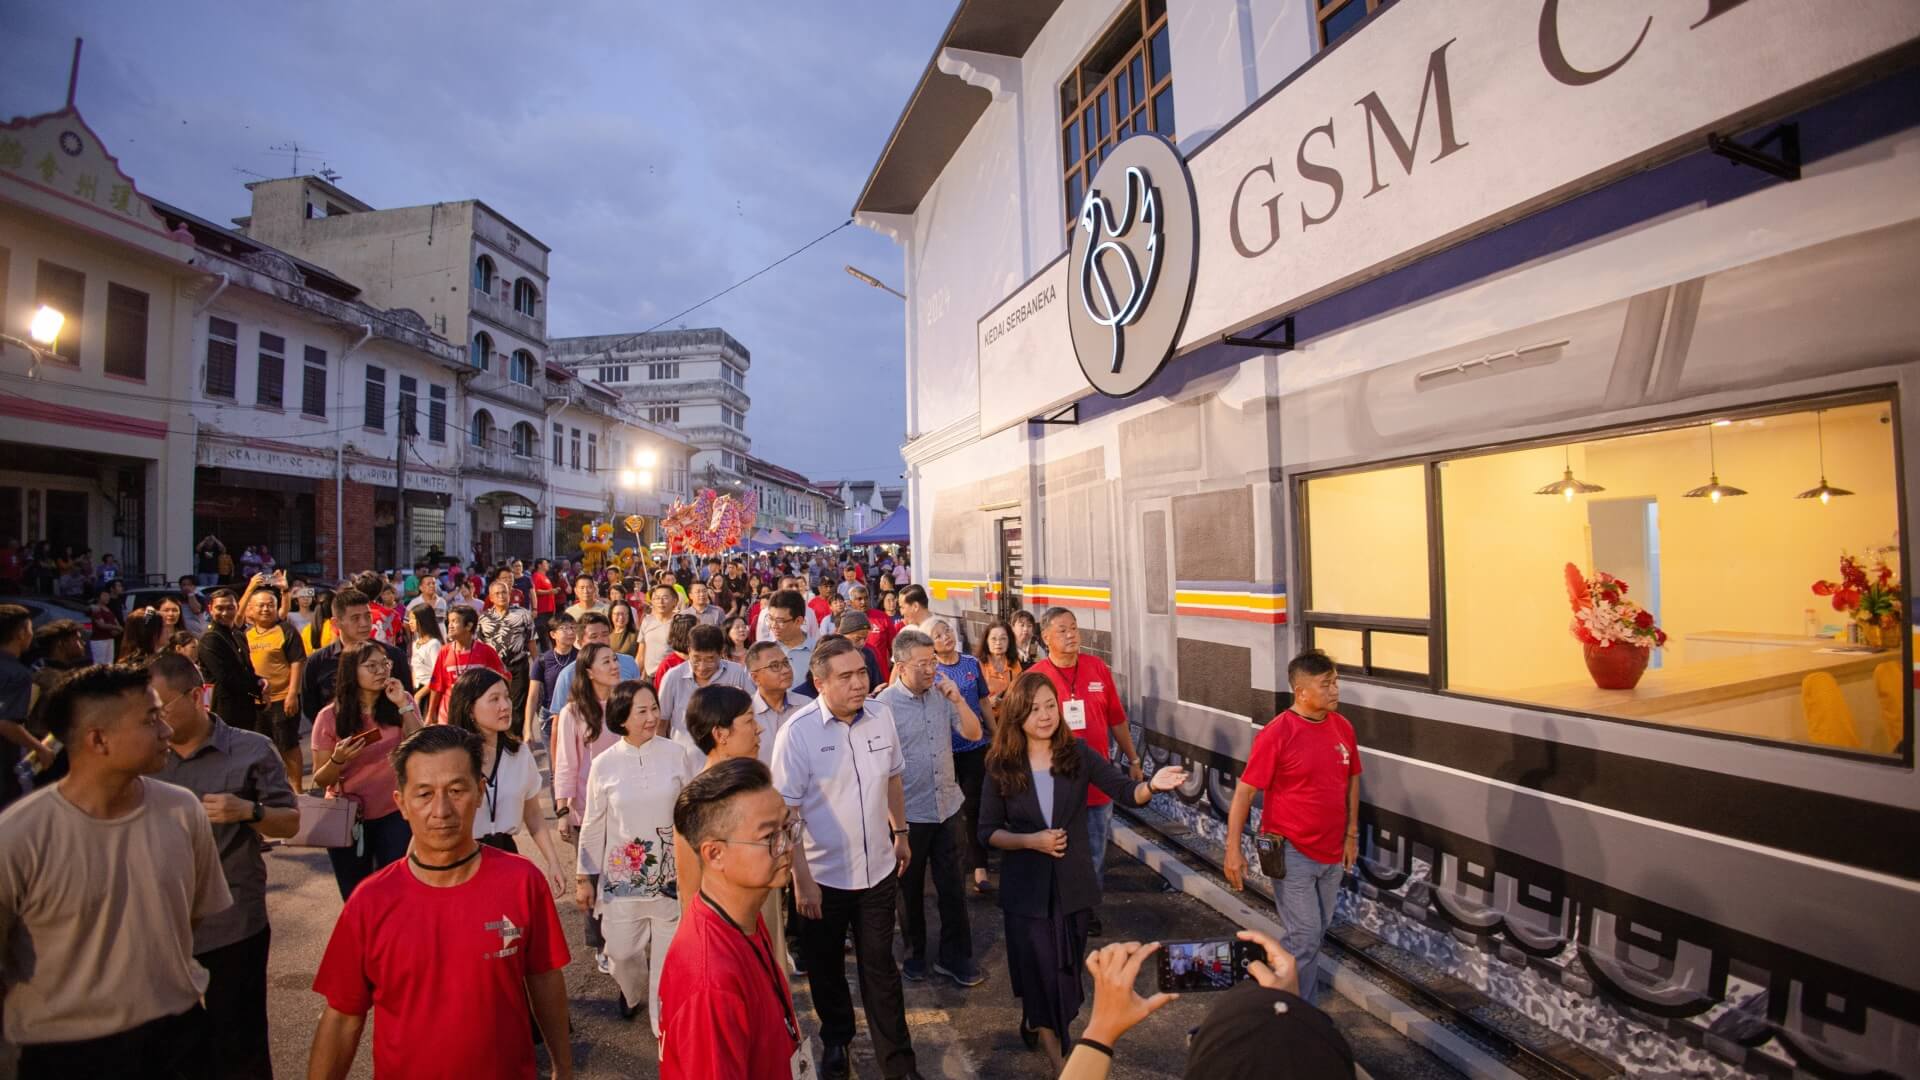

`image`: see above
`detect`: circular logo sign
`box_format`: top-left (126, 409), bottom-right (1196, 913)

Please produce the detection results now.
top-left (1066, 133), bottom-right (1199, 398)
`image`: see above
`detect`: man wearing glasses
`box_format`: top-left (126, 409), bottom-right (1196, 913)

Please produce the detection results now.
top-left (152, 652), bottom-right (298, 1078)
top-left (660, 756), bottom-right (806, 1080)
top-left (763, 591), bottom-right (814, 683)
top-left (744, 639), bottom-right (813, 973)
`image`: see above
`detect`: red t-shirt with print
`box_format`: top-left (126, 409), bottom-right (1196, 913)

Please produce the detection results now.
top-left (1241, 709), bottom-right (1362, 865)
top-left (1030, 653), bottom-right (1128, 807)
top-left (312, 848), bottom-right (571, 1078)
top-left (660, 896), bottom-right (800, 1080)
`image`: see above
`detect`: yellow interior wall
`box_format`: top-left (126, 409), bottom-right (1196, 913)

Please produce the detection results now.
top-left (1440, 404), bottom-right (1899, 693)
top-left (1306, 465), bottom-right (1429, 618)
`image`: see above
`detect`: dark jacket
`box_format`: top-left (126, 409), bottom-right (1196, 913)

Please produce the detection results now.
top-left (978, 741), bottom-right (1143, 918)
top-left (197, 623), bottom-right (261, 735)
top-left (299, 639), bottom-right (413, 726)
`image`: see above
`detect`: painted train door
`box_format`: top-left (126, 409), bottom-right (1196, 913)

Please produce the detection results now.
top-left (994, 516), bottom-right (1025, 620)
top-left (1130, 497), bottom-right (1199, 798)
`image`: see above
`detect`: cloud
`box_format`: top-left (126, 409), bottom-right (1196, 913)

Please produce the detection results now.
top-left (0, 0), bottom-right (947, 484)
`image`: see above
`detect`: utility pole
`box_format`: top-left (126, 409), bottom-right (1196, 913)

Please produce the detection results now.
top-left (395, 407), bottom-right (410, 569)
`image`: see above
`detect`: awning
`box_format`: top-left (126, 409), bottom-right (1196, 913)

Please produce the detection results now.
top-left (793, 531), bottom-right (832, 548)
top-left (850, 504), bottom-right (910, 545)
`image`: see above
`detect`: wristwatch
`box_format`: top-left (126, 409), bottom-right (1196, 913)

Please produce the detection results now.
top-left (249, 800), bottom-right (264, 823)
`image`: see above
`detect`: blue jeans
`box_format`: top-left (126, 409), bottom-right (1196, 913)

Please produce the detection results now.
top-left (1086, 802), bottom-right (1114, 881)
top-left (1275, 843), bottom-right (1343, 1002)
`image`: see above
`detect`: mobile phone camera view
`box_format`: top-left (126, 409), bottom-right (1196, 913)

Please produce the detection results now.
top-left (1160, 939), bottom-right (1245, 992)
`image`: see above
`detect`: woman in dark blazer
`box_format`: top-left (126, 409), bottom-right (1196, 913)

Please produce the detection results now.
top-left (979, 670), bottom-right (1186, 1069)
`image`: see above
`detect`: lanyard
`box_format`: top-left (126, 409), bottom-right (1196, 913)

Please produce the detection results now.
top-left (697, 891), bottom-right (799, 1044)
top-left (1059, 660), bottom-right (1083, 700)
top-left (482, 745), bottom-right (504, 823)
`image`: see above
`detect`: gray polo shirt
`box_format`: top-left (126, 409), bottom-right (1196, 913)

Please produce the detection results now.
top-left (751, 688), bottom-right (815, 769)
top-left (155, 719), bottom-right (297, 954)
top-left (873, 682), bottom-right (965, 825)
top-left (660, 658), bottom-right (754, 754)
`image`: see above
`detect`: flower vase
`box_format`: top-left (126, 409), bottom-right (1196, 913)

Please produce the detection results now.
top-left (1863, 616), bottom-right (1899, 650)
top-left (1583, 641), bottom-right (1651, 690)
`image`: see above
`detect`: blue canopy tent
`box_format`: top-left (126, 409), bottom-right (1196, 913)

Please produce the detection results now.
top-left (849, 504), bottom-right (910, 546)
top-left (747, 530), bottom-right (789, 553)
top-left (793, 531), bottom-right (832, 548)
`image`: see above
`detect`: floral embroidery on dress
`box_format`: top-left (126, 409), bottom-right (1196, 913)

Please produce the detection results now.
top-left (601, 826), bottom-right (677, 900)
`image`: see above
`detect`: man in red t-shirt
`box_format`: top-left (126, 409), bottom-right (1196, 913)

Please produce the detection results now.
top-left (531, 557), bottom-right (560, 648)
top-left (1028, 607), bottom-right (1145, 937)
top-left (310, 726), bottom-right (573, 1079)
top-left (659, 756), bottom-right (803, 1080)
top-left (427, 606), bottom-right (508, 722)
top-left (1224, 649), bottom-right (1361, 1003)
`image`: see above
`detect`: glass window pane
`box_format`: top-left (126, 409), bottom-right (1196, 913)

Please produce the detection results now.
top-left (1131, 54), bottom-right (1145, 102)
top-left (1084, 113), bottom-right (1096, 157)
top-left (1067, 172), bottom-right (1083, 214)
top-left (1322, 0), bottom-right (1368, 46)
top-left (1305, 465), bottom-right (1429, 618)
top-left (1374, 632), bottom-right (1430, 674)
top-left (1153, 88), bottom-right (1176, 136)
top-left (1097, 92), bottom-right (1110, 139)
top-left (1064, 122), bottom-right (1081, 167)
top-left (1438, 402), bottom-right (1903, 756)
top-left (1150, 28), bottom-right (1171, 83)
top-left (1116, 67), bottom-right (1132, 115)
top-left (1315, 627), bottom-right (1363, 668)
top-left (1060, 77), bottom-right (1079, 116)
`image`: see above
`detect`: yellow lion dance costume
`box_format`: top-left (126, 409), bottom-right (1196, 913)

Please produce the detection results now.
top-left (579, 521), bottom-right (614, 578)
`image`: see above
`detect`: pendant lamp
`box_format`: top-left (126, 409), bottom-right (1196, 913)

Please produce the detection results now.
top-left (1683, 424), bottom-right (1746, 503)
top-left (1794, 410), bottom-right (1853, 505)
top-left (1534, 447), bottom-right (1605, 502)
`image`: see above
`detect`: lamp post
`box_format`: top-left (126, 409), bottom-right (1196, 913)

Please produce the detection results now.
top-left (2, 305), bottom-right (67, 377)
top-left (844, 265), bottom-right (905, 300)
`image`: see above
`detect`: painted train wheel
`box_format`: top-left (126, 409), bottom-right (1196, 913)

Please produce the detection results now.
top-left (1174, 757), bottom-right (1207, 803)
top-left (1207, 767), bottom-right (1238, 818)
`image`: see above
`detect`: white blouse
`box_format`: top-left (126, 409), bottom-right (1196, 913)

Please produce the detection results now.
top-left (472, 742), bottom-right (542, 838)
top-left (411, 637), bottom-right (443, 691)
top-left (576, 736), bottom-right (695, 907)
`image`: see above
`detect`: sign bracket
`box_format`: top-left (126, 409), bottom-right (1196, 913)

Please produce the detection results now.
top-left (1028, 402), bottom-right (1080, 427)
top-left (1222, 314), bottom-right (1296, 351)
top-left (1706, 123), bottom-right (1801, 181)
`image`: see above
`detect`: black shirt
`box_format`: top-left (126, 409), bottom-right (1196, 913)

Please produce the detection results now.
top-left (299, 639), bottom-right (413, 726)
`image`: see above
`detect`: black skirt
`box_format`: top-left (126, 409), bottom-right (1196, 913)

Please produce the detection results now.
top-left (1004, 894), bottom-right (1091, 1044)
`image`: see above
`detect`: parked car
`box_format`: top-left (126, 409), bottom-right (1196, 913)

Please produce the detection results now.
top-left (0, 595), bottom-right (94, 633)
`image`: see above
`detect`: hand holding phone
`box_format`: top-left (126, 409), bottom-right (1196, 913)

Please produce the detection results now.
top-left (1155, 937), bottom-right (1261, 993)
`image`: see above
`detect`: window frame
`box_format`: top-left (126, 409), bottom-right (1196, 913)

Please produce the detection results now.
top-left (363, 364), bottom-right (387, 432)
top-left (473, 254), bottom-right (495, 295)
top-left (428, 384), bottom-right (447, 443)
top-left (204, 316), bottom-right (239, 399)
top-left (570, 428), bottom-right (581, 471)
top-left (472, 409), bottom-right (494, 449)
top-left (301, 346), bottom-right (328, 418)
top-left (1058, 0), bottom-right (1174, 240)
top-left (1290, 386), bottom-right (1912, 762)
top-left (398, 374), bottom-right (419, 437)
top-left (471, 331), bottom-right (492, 371)
top-left (103, 282), bottom-right (148, 381)
top-left (510, 349), bottom-right (535, 386)
top-left (1314, 0), bottom-right (1391, 50)
top-left (512, 279), bottom-right (539, 317)
top-left (255, 332), bottom-right (286, 410)
top-left (552, 422), bottom-right (564, 464)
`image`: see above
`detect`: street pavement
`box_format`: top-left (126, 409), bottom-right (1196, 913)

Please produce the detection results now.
top-left (263, 815), bottom-right (1459, 1079)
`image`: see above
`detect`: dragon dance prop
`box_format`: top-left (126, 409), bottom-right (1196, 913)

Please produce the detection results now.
top-left (661, 489), bottom-right (758, 556)
top-left (578, 521), bottom-right (615, 577)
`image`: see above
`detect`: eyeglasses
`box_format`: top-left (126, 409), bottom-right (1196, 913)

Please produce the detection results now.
top-left (721, 818), bottom-right (804, 858)
top-left (158, 683), bottom-right (212, 712)
top-left (751, 658), bottom-right (794, 673)
top-left (360, 657), bottom-right (393, 673)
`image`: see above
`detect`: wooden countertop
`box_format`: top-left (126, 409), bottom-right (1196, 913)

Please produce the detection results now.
top-left (1480, 645), bottom-right (1893, 718)
top-left (1685, 630), bottom-right (1835, 646)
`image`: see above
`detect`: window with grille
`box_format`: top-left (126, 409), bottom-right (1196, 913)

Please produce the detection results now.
top-left (587, 433), bottom-right (598, 473)
top-left (104, 283), bottom-right (148, 380)
top-left (398, 375), bottom-right (419, 436)
top-left (429, 385), bottom-right (447, 442)
top-left (1315, 0), bottom-right (1391, 48)
top-left (205, 317), bottom-right (238, 398)
top-left (570, 428), bottom-right (581, 470)
top-left (34, 261), bottom-right (85, 364)
top-left (553, 423), bottom-right (564, 464)
top-left (302, 346), bottom-right (327, 417)
top-left (1060, 0), bottom-right (1173, 238)
top-left (256, 332), bottom-right (285, 409)
top-left (364, 364), bottom-right (387, 431)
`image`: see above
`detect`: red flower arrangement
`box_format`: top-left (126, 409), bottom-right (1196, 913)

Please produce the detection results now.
top-left (1564, 563), bottom-right (1667, 649)
top-left (1812, 553), bottom-right (1901, 626)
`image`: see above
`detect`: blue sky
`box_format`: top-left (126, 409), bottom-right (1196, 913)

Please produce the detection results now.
top-left (0, 0), bottom-right (949, 485)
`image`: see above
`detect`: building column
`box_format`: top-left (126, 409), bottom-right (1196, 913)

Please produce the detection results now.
top-left (316, 478), bottom-right (377, 578)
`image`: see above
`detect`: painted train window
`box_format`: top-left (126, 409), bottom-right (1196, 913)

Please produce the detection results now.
top-left (1300, 464), bottom-right (1431, 680)
top-left (1304, 397), bottom-right (1907, 756)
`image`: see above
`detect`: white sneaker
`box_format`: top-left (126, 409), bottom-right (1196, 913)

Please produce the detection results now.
top-left (596, 950), bottom-right (613, 975)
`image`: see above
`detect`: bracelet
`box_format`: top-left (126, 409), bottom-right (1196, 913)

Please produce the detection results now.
top-left (1077, 1039), bottom-right (1114, 1058)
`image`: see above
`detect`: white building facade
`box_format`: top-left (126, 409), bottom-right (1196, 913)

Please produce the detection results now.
top-left (860, 2), bottom-right (1920, 1076)
top-left (549, 328), bottom-right (752, 490)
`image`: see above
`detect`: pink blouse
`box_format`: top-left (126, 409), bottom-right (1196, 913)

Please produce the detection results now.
top-left (552, 701), bottom-right (620, 823)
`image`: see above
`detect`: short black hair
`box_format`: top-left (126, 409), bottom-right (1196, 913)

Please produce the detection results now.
top-left (446, 606), bottom-right (477, 632)
top-left (605, 678), bottom-right (656, 737)
top-left (672, 756), bottom-right (774, 853)
top-left (688, 624), bottom-right (726, 656)
top-left (898, 584), bottom-right (929, 608)
top-left (0, 604), bottom-right (31, 644)
top-left (578, 611), bottom-right (611, 630)
top-left (40, 663), bottom-right (151, 742)
top-left (809, 635), bottom-right (862, 681)
top-left (148, 652), bottom-right (201, 693)
top-left (769, 590), bottom-right (805, 619)
top-left (1287, 649), bottom-right (1337, 686)
top-left (332, 589), bottom-right (370, 617)
top-left (549, 610), bottom-right (577, 627)
top-left (351, 571), bottom-right (387, 600)
top-left (745, 641), bottom-right (786, 669)
top-left (686, 684), bottom-right (754, 753)
top-left (390, 723), bottom-right (483, 786)
top-left (207, 588), bottom-right (238, 604)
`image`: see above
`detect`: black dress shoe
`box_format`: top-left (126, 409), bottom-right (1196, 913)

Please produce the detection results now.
top-left (619, 993), bottom-right (643, 1022)
top-left (1019, 1018), bottom-right (1040, 1051)
top-left (821, 1042), bottom-right (851, 1080)
top-left (1088, 914), bottom-right (1104, 937)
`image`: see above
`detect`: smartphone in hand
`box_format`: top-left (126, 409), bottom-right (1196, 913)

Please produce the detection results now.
top-left (1156, 938), bottom-right (1261, 993)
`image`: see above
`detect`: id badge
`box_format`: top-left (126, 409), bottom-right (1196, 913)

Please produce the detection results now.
top-left (1062, 698), bottom-right (1088, 732)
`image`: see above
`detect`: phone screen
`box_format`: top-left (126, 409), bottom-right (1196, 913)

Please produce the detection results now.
top-left (1157, 938), bottom-right (1258, 993)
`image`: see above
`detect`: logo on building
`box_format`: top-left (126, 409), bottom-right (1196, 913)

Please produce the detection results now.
top-left (1066, 134), bottom-right (1198, 398)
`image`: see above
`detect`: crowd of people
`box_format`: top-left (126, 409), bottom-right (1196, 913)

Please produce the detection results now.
top-left (0, 540), bottom-right (1366, 1080)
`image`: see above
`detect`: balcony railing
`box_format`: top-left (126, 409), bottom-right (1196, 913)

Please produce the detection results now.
top-left (466, 441), bottom-right (545, 484)
top-left (680, 424), bottom-right (751, 453)
top-left (470, 287), bottom-right (545, 343)
top-left (619, 379), bottom-right (750, 412)
top-left (467, 369), bottom-right (551, 414)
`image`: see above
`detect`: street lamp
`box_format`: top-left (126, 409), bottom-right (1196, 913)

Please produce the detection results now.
top-left (845, 265), bottom-right (905, 300)
top-left (1, 305), bottom-right (66, 379)
top-left (634, 448), bottom-right (658, 469)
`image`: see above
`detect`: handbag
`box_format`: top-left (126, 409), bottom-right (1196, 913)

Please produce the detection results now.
top-left (289, 793), bottom-right (361, 849)
top-left (1255, 833), bottom-right (1289, 880)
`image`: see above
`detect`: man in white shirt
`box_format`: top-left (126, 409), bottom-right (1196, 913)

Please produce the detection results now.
top-left (406, 575), bottom-right (448, 620)
top-left (755, 577), bottom-right (821, 643)
top-left (661, 625), bottom-right (753, 755)
top-left (896, 584), bottom-right (931, 632)
top-left (770, 638), bottom-right (916, 1080)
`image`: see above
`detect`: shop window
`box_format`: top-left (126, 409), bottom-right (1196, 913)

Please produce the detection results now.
top-left (302, 346), bottom-right (328, 418)
top-left (34, 261), bottom-right (84, 364)
top-left (1298, 397), bottom-right (1906, 757)
top-left (513, 279), bottom-right (539, 317)
top-left (205, 317), bottom-right (238, 399)
top-left (104, 283), bottom-right (148, 381)
top-left (510, 349), bottom-right (535, 386)
top-left (256, 333), bottom-right (285, 409)
top-left (470, 331), bottom-right (492, 371)
top-left (364, 364), bottom-right (387, 431)
top-left (428, 385), bottom-right (447, 443)
top-left (1059, 0), bottom-right (1173, 238)
top-left (1315, 0), bottom-right (1392, 50)
top-left (473, 255), bottom-right (495, 295)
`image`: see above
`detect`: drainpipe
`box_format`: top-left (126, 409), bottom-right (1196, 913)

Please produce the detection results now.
top-left (338, 323), bottom-right (373, 580)
top-left (193, 272), bottom-right (231, 314)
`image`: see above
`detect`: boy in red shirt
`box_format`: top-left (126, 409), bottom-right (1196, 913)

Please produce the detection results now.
top-left (660, 756), bottom-right (803, 1080)
top-left (310, 726), bottom-right (573, 1079)
top-left (1223, 649), bottom-right (1362, 1002)
top-left (1027, 607), bottom-right (1145, 936)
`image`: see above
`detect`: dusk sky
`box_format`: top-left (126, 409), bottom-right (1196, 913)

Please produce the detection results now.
top-left (0, 0), bottom-right (950, 486)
